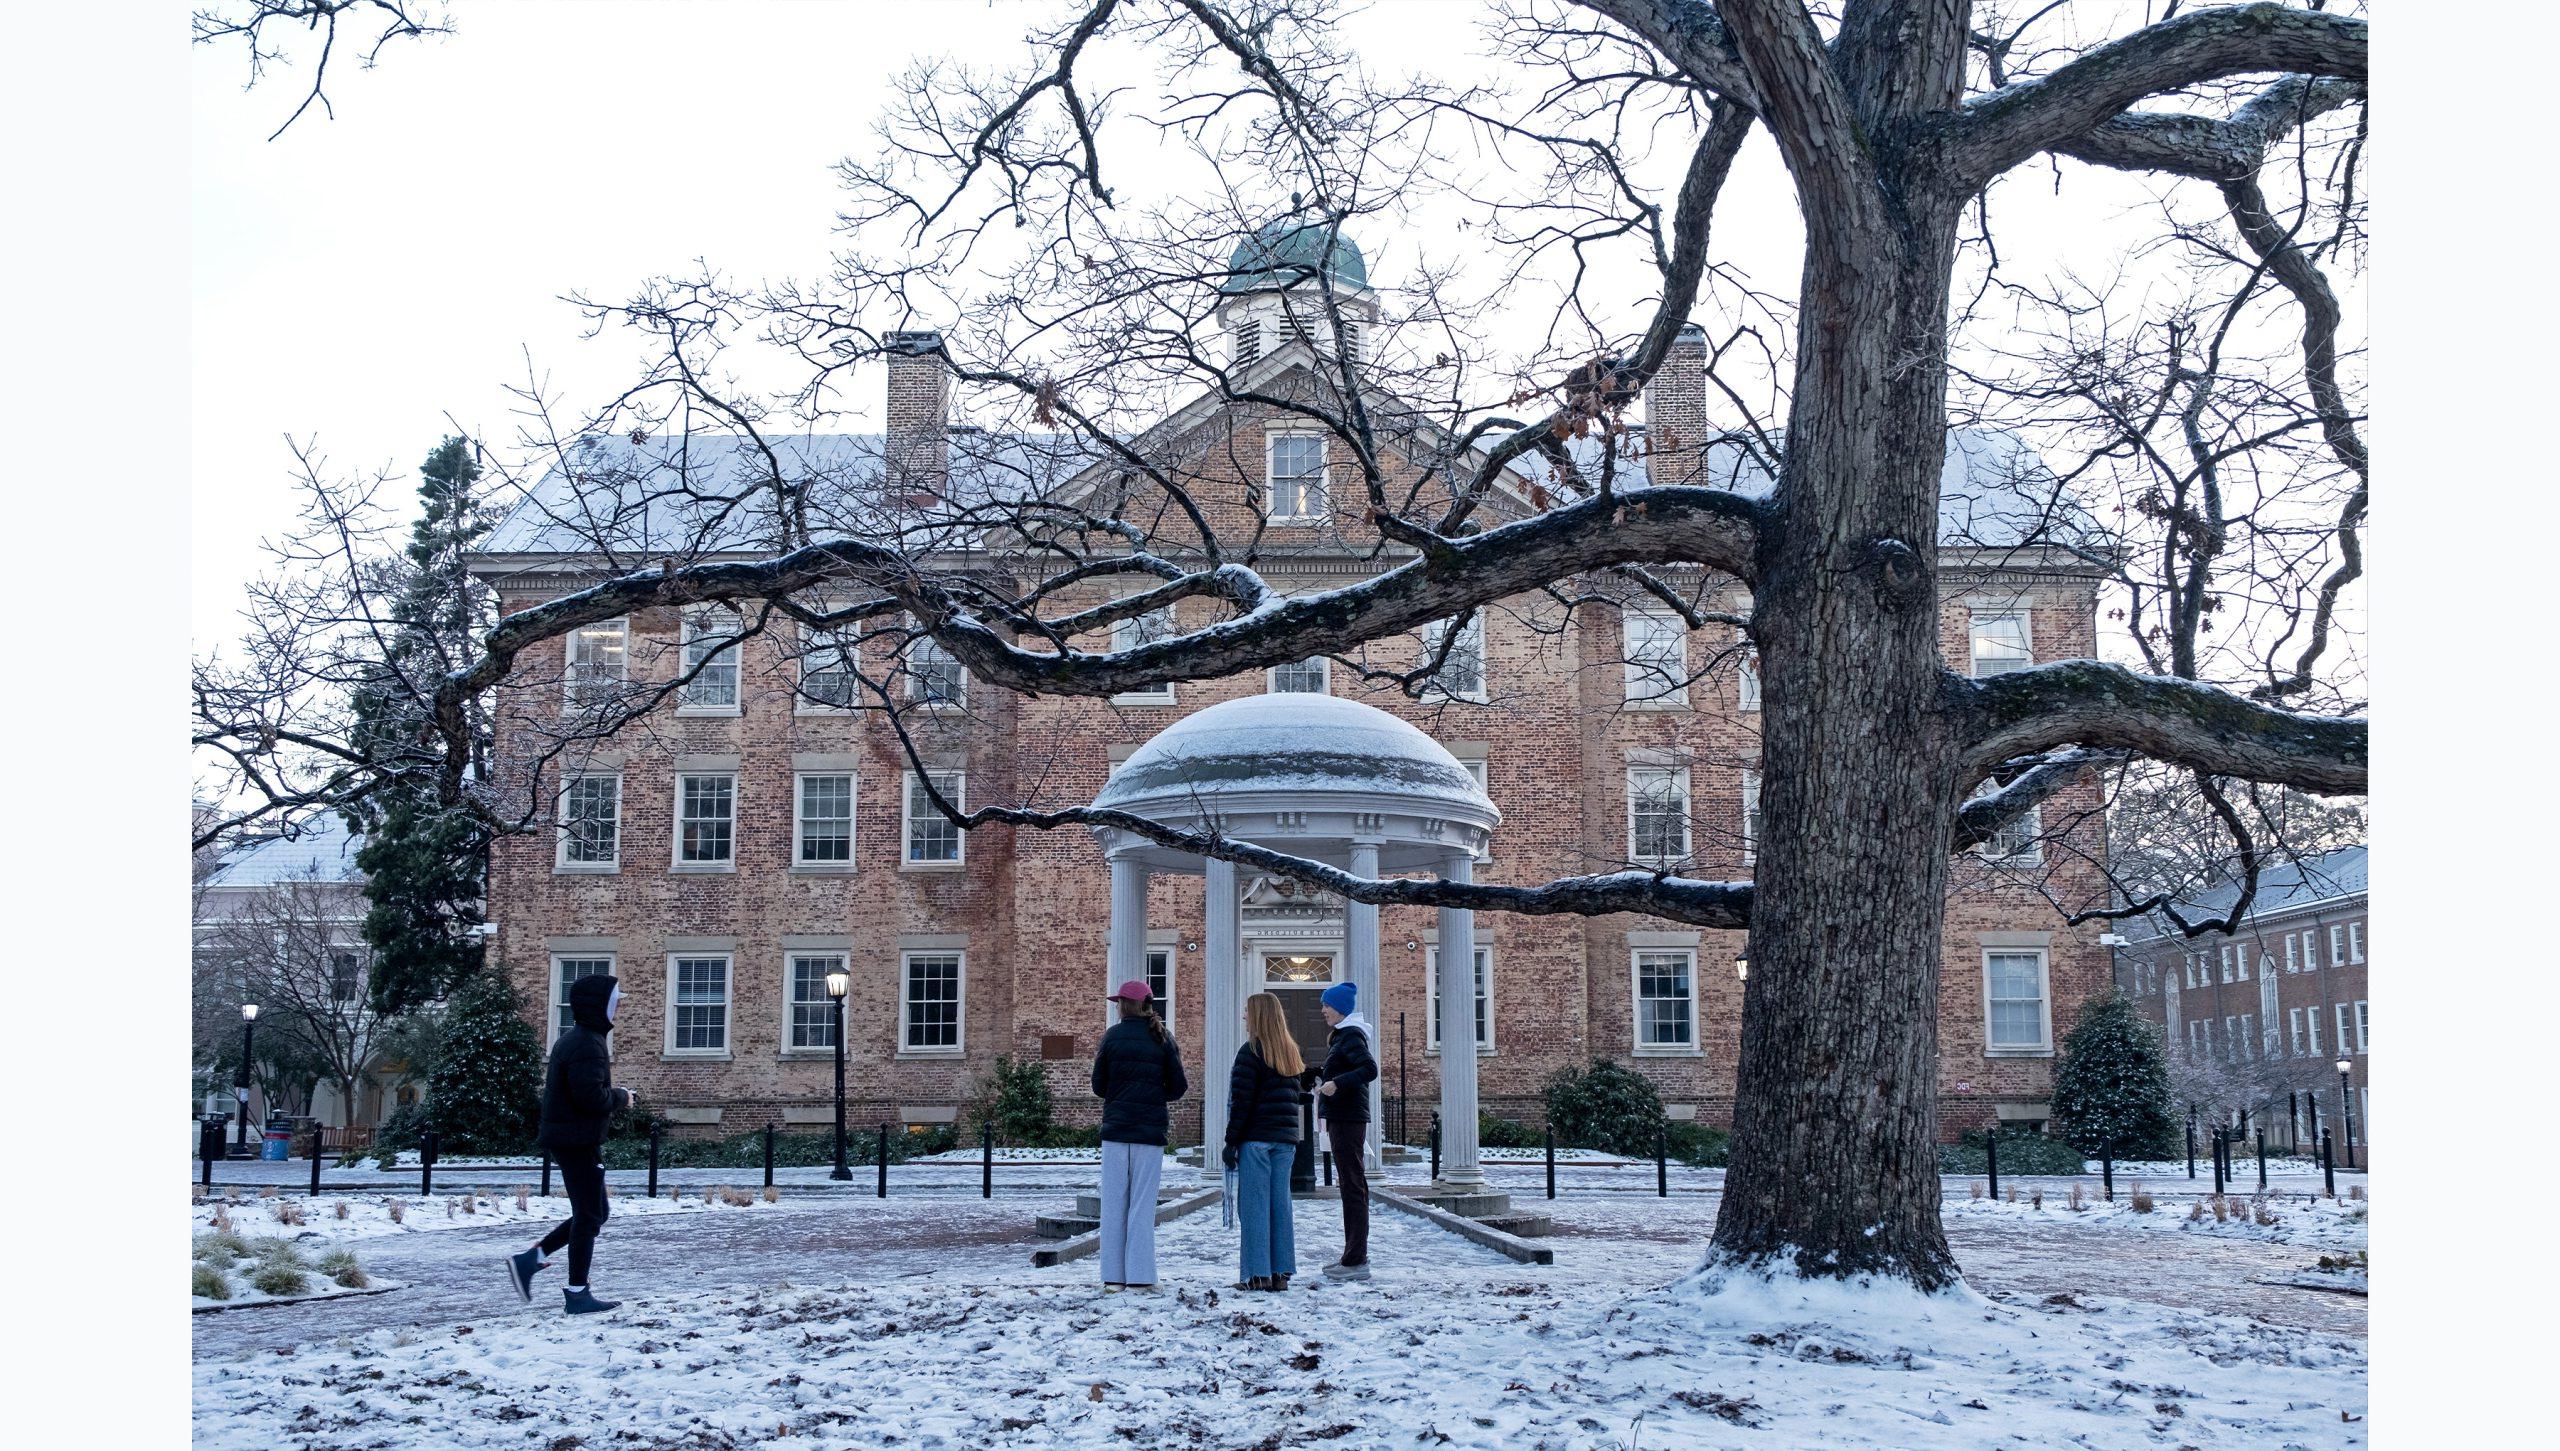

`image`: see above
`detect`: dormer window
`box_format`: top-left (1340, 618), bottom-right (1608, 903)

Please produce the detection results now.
top-left (1268, 433), bottom-right (1328, 520)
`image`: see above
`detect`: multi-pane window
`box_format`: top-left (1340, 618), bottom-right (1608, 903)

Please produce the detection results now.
top-left (2335, 1003), bottom-right (2356, 1055)
top-left (2306, 1010), bottom-right (2321, 1055)
top-left (564, 619), bottom-right (628, 709)
top-left (1269, 657), bottom-right (1330, 694)
top-left (904, 770), bottom-right (965, 864)
top-left (559, 775), bottom-right (621, 868)
top-left (2284, 935), bottom-right (2298, 973)
top-left (328, 949), bottom-right (366, 1004)
top-left (902, 952), bottom-right (964, 1051)
top-left (1458, 758), bottom-right (1491, 861)
top-left (906, 629), bottom-right (966, 706)
top-left (670, 955), bottom-right (730, 1053)
top-left (1741, 770), bottom-right (1762, 865)
top-left (1623, 613), bottom-right (1689, 705)
top-left (1968, 610), bottom-right (2031, 677)
top-left (2223, 1015), bottom-right (2241, 1062)
top-left (1427, 945), bottom-right (1492, 1051)
top-left (800, 621), bottom-right (858, 710)
top-left (2237, 1012), bottom-right (2256, 1060)
top-left (1628, 766), bottom-right (1691, 863)
top-left (796, 773), bottom-right (856, 866)
top-left (1737, 651), bottom-right (1761, 712)
top-left (1111, 608), bottom-right (1177, 704)
top-left (679, 607), bottom-right (743, 710)
top-left (788, 954), bottom-right (843, 1051)
top-left (1985, 950), bottom-right (2050, 1052)
top-left (1268, 434), bottom-right (1328, 519)
top-left (2219, 945), bottom-right (2236, 983)
top-left (2347, 922), bottom-right (2364, 963)
top-left (1144, 948), bottom-right (1174, 1035)
top-left (2289, 1007), bottom-right (2306, 1057)
top-left (1634, 949), bottom-right (1697, 1051)
top-left (676, 773), bottom-right (736, 866)
top-left (2354, 1000), bottom-right (2368, 1052)
top-left (1424, 615), bottom-right (1487, 702)
top-left (1978, 804), bottom-right (2042, 866)
top-left (2298, 929), bottom-right (2317, 971)
top-left (552, 956), bottom-right (613, 1040)
top-left (2329, 924), bottom-right (2345, 966)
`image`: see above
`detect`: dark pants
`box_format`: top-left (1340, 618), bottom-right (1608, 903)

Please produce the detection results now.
top-left (536, 1144), bottom-right (609, 1284)
top-left (1325, 1119), bottom-right (1370, 1267)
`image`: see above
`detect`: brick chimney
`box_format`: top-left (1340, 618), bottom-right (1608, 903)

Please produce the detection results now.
top-left (1642, 322), bottom-right (1709, 485)
top-left (884, 330), bottom-right (949, 501)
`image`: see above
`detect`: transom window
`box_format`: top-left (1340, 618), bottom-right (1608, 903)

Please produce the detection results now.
top-left (1427, 945), bottom-right (1493, 1052)
top-left (1628, 765), bottom-right (1691, 864)
top-left (788, 953), bottom-right (844, 1051)
top-left (905, 628), bottom-right (966, 706)
top-left (902, 952), bottom-right (964, 1052)
top-left (904, 770), bottom-right (965, 864)
top-left (1968, 609), bottom-right (2032, 678)
top-left (676, 773), bottom-right (736, 865)
top-left (1111, 607), bottom-right (1177, 704)
top-left (800, 620), bottom-right (858, 710)
top-left (1634, 949), bottom-right (1697, 1051)
top-left (1423, 615), bottom-right (1487, 702)
top-left (1623, 613), bottom-right (1689, 705)
top-left (558, 774), bottom-right (621, 868)
top-left (679, 607), bottom-right (743, 711)
top-left (796, 773), bottom-right (856, 865)
top-left (564, 619), bottom-right (628, 710)
top-left (1267, 434), bottom-right (1328, 519)
top-left (670, 955), bottom-right (730, 1053)
top-left (1269, 657), bottom-right (1330, 694)
top-left (1984, 949), bottom-right (2051, 1052)
top-left (551, 955), bottom-right (613, 1041)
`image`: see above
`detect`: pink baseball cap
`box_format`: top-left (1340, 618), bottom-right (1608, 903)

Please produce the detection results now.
top-left (1108, 980), bottom-right (1153, 1003)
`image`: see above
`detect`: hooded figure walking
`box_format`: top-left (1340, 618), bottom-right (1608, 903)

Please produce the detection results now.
top-left (1314, 980), bottom-right (1379, 1279)
top-left (508, 974), bottom-right (634, 1313)
top-left (1091, 979), bottom-right (1188, 1291)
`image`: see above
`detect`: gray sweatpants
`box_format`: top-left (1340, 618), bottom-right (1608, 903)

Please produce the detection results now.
top-left (1098, 1139), bottom-right (1164, 1285)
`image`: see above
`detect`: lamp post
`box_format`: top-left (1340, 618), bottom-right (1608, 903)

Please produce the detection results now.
top-left (2335, 1057), bottom-right (2356, 1170)
top-left (234, 1003), bottom-right (260, 1155)
top-left (827, 968), bottom-right (852, 1181)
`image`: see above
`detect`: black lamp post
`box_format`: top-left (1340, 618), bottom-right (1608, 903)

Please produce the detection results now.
top-left (827, 967), bottom-right (852, 1180)
top-left (2335, 1057), bottom-right (2356, 1170)
top-left (233, 1003), bottom-right (260, 1155)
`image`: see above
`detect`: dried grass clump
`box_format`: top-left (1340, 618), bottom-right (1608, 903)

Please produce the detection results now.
top-left (316, 1248), bottom-right (368, 1289)
top-left (2210, 1195), bottom-right (2230, 1223)
top-left (2130, 1184), bottom-right (2154, 1213)
top-left (2066, 1184), bottom-right (2086, 1212)
top-left (195, 1231), bottom-right (251, 1265)
top-left (192, 1262), bottom-right (232, 1300)
top-left (761, 1185), bottom-right (779, 1204)
top-left (718, 1186), bottom-right (756, 1207)
top-left (269, 1199), bottom-right (306, 1227)
top-left (387, 1200), bottom-right (406, 1224)
top-left (259, 1187), bottom-right (279, 1200)
top-left (2028, 1188), bottom-right (2043, 1210)
top-left (515, 1187), bottom-right (531, 1212)
top-left (208, 1206), bottom-right (234, 1236)
top-left (249, 1260), bottom-right (312, 1297)
top-left (1968, 1181), bottom-right (1982, 1201)
top-left (2186, 1199), bottom-right (2206, 1222)
top-left (2004, 1185), bottom-right (2018, 1204)
top-left (334, 1200), bottom-right (351, 1220)
top-left (2349, 1185), bottom-right (2365, 1201)
top-left (2251, 1196), bottom-right (2277, 1227)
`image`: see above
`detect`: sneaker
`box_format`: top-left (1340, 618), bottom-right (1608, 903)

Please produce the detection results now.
top-left (563, 1287), bottom-right (620, 1315)
top-left (1102, 1283), bottom-right (1125, 1294)
top-left (1236, 1277), bottom-right (1269, 1292)
top-left (1322, 1261), bottom-right (1373, 1281)
top-left (506, 1248), bottom-right (546, 1303)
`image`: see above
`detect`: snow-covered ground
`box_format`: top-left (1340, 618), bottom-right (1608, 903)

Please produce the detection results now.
top-left (194, 1190), bottom-right (2366, 1447)
top-left (1946, 1186), bottom-right (2370, 1253)
top-left (192, 1187), bottom-right (776, 1243)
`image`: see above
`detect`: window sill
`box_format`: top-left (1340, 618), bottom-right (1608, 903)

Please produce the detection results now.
top-left (778, 1048), bottom-right (840, 1061)
top-left (1267, 515), bottom-right (1328, 527)
top-left (1420, 1047), bottom-right (1496, 1058)
top-left (554, 863), bottom-right (621, 875)
top-left (903, 700), bottom-right (968, 713)
top-left (790, 862), bottom-right (858, 876)
top-left (1984, 1047), bottom-right (2054, 1059)
top-left (1621, 698), bottom-right (1692, 712)
top-left (794, 704), bottom-right (857, 716)
top-left (670, 862), bottom-right (738, 875)
top-left (1111, 693), bottom-right (1177, 707)
top-left (896, 1048), bottom-right (965, 1061)
top-left (661, 1051), bottom-right (734, 1062)
top-left (900, 860), bottom-right (966, 874)
top-left (674, 705), bottom-right (742, 718)
top-left (1632, 1047), bottom-right (1705, 1059)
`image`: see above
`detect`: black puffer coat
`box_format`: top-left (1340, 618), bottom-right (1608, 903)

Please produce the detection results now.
top-left (1315, 1024), bottom-right (1377, 1124)
top-left (1224, 1044), bottom-right (1305, 1149)
top-left (1091, 1017), bottom-right (1189, 1145)
top-left (537, 974), bottom-right (620, 1152)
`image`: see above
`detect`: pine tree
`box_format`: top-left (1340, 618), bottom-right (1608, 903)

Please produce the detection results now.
top-left (2050, 995), bottom-right (2181, 1159)
top-left (422, 973), bottom-right (543, 1153)
top-left (343, 436), bottom-right (495, 1014)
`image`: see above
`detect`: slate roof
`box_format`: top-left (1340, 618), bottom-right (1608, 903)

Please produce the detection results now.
top-left (2124, 844), bottom-right (2367, 942)
top-left (202, 816), bottom-right (366, 890)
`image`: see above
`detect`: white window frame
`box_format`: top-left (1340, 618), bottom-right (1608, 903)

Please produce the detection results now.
top-left (1622, 612), bottom-right (1690, 707)
top-left (793, 772), bottom-right (857, 870)
top-left (563, 617), bottom-right (629, 711)
top-left (2284, 935), bottom-right (2297, 974)
top-left (797, 618), bottom-right (859, 714)
top-left (1974, 802), bottom-right (2043, 867)
top-left (1983, 948), bottom-right (2054, 1055)
top-left (1109, 606), bottom-right (1178, 705)
top-left (1425, 944), bottom-right (1494, 1054)
top-left (1457, 757), bottom-right (1491, 861)
top-left (666, 953), bottom-right (732, 1057)
top-left (2354, 999), bottom-right (2368, 1053)
top-left (2306, 1010), bottom-right (2321, 1055)
top-left (556, 773), bottom-right (622, 872)
top-left (1631, 947), bottom-right (1702, 1055)
top-left (1422, 615), bottom-right (1488, 703)
top-left (549, 954), bottom-right (615, 1045)
top-left (1967, 608), bottom-right (2032, 678)
top-left (903, 624), bottom-right (967, 708)
top-left (1741, 769), bottom-right (1762, 866)
top-left (1144, 947), bottom-right (1175, 1036)
top-left (1265, 431), bottom-right (1330, 521)
top-left (1267, 656), bottom-right (1331, 694)
top-left (2223, 1014), bottom-right (2240, 1063)
top-left (676, 606), bottom-right (744, 714)
top-left (899, 950), bottom-right (967, 1055)
top-left (2299, 929), bottom-right (2318, 972)
top-left (2288, 1006), bottom-right (2305, 1057)
top-left (2329, 924), bottom-right (2345, 966)
top-left (2220, 945), bottom-right (2236, 983)
top-left (672, 772), bottom-right (738, 871)
top-left (1737, 650), bottom-right (1761, 712)
top-left (1627, 765), bottom-right (1692, 865)
top-left (902, 769), bottom-right (966, 868)
top-left (785, 952), bottom-right (844, 1054)
top-left (2347, 922), bottom-right (2364, 963)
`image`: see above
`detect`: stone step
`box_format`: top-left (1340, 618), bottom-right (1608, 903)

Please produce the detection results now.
top-left (1477, 1213), bottom-right (1553, 1238)
top-left (1033, 1214), bottom-right (1099, 1240)
top-left (1405, 1189), bottom-right (1514, 1219)
top-left (1072, 1190), bottom-right (1184, 1218)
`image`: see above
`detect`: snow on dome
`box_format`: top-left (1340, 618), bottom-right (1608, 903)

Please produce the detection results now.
top-left (1094, 693), bottom-right (1493, 823)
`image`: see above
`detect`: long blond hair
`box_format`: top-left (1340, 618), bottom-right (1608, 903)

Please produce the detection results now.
top-left (1244, 993), bottom-right (1303, 1077)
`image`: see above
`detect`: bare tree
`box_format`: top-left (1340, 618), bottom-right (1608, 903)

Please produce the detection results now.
top-left (196, 874), bottom-right (403, 1129)
top-left (196, 0), bottom-right (2366, 1290)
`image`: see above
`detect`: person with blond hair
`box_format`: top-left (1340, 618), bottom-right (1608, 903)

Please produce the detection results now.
top-left (1223, 992), bottom-right (1305, 1291)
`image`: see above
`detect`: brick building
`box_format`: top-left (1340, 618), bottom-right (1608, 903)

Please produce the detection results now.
top-left (2113, 845), bottom-right (2369, 1157)
top-left (467, 223), bottom-right (2114, 1145)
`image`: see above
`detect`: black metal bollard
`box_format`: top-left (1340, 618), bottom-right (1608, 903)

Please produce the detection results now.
top-left (2256, 1129), bottom-right (2268, 1191)
top-left (981, 1120), bottom-right (994, 1199)
top-left (1544, 1125), bottom-right (1557, 1201)
top-left (1429, 1112), bottom-right (1441, 1182)
top-left (2320, 1128), bottom-right (2335, 1198)
top-left (2185, 1104), bottom-right (2197, 1179)
top-left (541, 1152), bottom-right (553, 1198)
top-left (420, 1129), bottom-right (438, 1197)
top-left (309, 1124), bottom-right (325, 1196)
top-left (2100, 1143), bottom-right (2113, 1202)
top-left (2211, 1131), bottom-right (2225, 1196)
top-left (1986, 1130), bottom-right (2000, 1201)
top-left (201, 1116), bottom-right (220, 1190)
top-left (875, 1124), bottom-right (889, 1198)
top-left (2288, 1090), bottom-right (2300, 1155)
top-left (1656, 1123), bottom-right (1669, 1198)
top-left (1322, 1146), bottom-right (1333, 1187)
top-left (763, 1122), bottom-right (777, 1189)
top-left (646, 1124), bottom-right (661, 1198)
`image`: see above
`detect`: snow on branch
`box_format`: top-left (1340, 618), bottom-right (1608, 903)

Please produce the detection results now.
top-left (1960, 660), bottom-right (2364, 797)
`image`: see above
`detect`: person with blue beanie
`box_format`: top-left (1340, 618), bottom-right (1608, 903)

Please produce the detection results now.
top-left (1314, 979), bottom-right (1378, 1278)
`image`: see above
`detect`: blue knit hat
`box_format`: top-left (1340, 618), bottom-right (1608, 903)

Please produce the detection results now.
top-left (1321, 981), bottom-right (1357, 1015)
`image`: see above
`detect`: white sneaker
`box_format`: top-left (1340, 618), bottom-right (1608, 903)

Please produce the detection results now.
top-left (1323, 1261), bottom-right (1372, 1280)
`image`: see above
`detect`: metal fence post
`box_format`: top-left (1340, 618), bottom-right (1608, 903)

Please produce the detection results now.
top-left (2186, 1103), bottom-right (2197, 1179)
top-left (420, 1129), bottom-right (437, 1198)
top-left (2211, 1129), bottom-right (2225, 1196)
top-left (646, 1124), bottom-right (661, 1198)
top-left (1655, 1123), bottom-right (1668, 1198)
top-left (1544, 1124), bottom-right (1556, 1201)
top-left (876, 1123), bottom-right (890, 1198)
top-left (2100, 1142), bottom-right (2113, 1202)
top-left (2256, 1129), bottom-right (2268, 1191)
top-left (541, 1152), bottom-right (553, 1198)
top-left (1428, 1111), bottom-right (1441, 1183)
top-left (2320, 1128), bottom-right (2335, 1198)
top-left (981, 1119), bottom-right (994, 1199)
top-left (1986, 1130), bottom-right (2000, 1202)
top-left (763, 1122), bottom-right (777, 1190)
top-left (309, 1123), bottom-right (325, 1197)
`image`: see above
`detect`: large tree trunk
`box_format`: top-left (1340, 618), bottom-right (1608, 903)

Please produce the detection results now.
top-left (1708, 195), bottom-right (1969, 1291)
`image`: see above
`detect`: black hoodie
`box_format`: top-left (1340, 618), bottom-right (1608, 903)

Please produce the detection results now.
top-left (537, 974), bottom-right (620, 1152)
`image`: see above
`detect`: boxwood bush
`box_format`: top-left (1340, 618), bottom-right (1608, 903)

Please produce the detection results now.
top-left (1935, 1128), bottom-right (2085, 1176)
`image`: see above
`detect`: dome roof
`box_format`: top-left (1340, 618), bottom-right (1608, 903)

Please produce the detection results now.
top-left (1090, 696), bottom-right (1495, 834)
top-left (1220, 221), bottom-right (1370, 295)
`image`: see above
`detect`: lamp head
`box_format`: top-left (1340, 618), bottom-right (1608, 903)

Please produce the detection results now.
top-left (826, 969), bottom-right (851, 1000)
top-left (240, 1003), bottom-right (260, 1023)
top-left (2335, 1058), bottom-right (2351, 1076)
top-left (1735, 957), bottom-right (1749, 982)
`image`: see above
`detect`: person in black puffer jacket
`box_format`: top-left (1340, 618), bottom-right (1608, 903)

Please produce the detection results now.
top-left (507, 973), bottom-right (632, 1315)
top-left (1225, 993), bottom-right (1306, 1291)
top-left (1313, 980), bottom-right (1379, 1278)
top-left (1091, 979), bottom-right (1188, 1290)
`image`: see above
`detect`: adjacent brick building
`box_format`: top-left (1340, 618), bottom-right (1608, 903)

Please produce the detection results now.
top-left (468, 224), bottom-right (2114, 1144)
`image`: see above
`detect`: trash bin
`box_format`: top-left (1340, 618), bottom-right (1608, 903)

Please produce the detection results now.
top-left (261, 1123), bottom-right (293, 1161)
top-left (199, 1115), bottom-right (230, 1165)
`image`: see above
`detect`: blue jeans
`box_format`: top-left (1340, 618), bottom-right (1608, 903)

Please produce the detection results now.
top-left (1235, 1140), bottom-right (1296, 1281)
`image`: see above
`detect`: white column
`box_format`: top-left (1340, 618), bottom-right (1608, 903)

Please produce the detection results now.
top-left (1345, 840), bottom-right (1384, 1171)
top-left (1107, 854), bottom-right (1149, 999)
top-left (1434, 850), bottom-right (1483, 1188)
top-left (1200, 856), bottom-right (1241, 1184)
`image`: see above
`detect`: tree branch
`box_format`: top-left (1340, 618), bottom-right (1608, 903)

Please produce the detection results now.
top-left (1959, 660), bottom-right (2364, 795)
